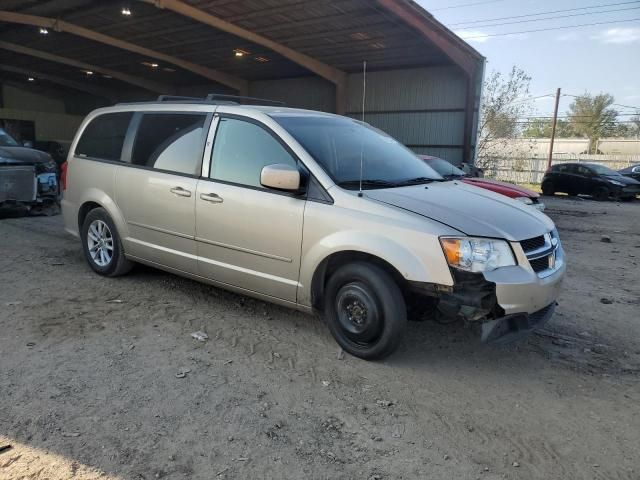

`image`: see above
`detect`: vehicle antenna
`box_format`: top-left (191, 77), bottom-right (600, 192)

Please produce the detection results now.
top-left (358, 60), bottom-right (366, 198)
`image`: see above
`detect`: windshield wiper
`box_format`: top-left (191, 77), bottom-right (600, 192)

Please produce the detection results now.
top-left (394, 176), bottom-right (441, 186)
top-left (337, 179), bottom-right (398, 189)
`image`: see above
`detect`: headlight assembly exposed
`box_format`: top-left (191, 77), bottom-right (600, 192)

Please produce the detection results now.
top-left (440, 237), bottom-right (516, 273)
top-left (514, 196), bottom-right (533, 205)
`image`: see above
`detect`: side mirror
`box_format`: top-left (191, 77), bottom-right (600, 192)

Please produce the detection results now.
top-left (260, 164), bottom-right (301, 192)
top-left (23, 140), bottom-right (33, 148)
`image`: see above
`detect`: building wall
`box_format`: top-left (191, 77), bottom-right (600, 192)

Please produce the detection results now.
top-left (249, 76), bottom-right (335, 112)
top-left (250, 66), bottom-right (472, 165)
top-left (0, 83), bottom-right (97, 142)
top-left (346, 66), bottom-right (469, 164)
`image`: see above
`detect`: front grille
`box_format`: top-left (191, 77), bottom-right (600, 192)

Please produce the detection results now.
top-left (529, 256), bottom-right (551, 273)
top-left (520, 231), bottom-right (562, 277)
top-left (520, 235), bottom-right (546, 253)
top-left (0, 166), bottom-right (36, 202)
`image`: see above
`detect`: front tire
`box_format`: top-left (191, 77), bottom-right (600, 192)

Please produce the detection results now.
top-left (81, 208), bottom-right (133, 277)
top-left (323, 262), bottom-right (407, 360)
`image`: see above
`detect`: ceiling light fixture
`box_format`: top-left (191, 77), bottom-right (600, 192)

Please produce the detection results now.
top-left (121, 7), bottom-right (132, 16)
top-left (28, 77), bottom-right (35, 81)
top-left (255, 56), bottom-right (270, 63)
top-left (39, 27), bottom-right (49, 35)
top-left (234, 49), bottom-right (249, 58)
top-left (85, 70), bottom-right (94, 75)
top-left (142, 61), bottom-right (159, 68)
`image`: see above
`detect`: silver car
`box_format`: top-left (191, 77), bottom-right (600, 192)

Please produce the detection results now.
top-left (62, 97), bottom-right (565, 359)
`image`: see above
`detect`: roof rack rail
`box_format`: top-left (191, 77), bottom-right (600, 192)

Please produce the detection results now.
top-left (157, 95), bottom-right (203, 102)
top-left (205, 94), bottom-right (286, 106)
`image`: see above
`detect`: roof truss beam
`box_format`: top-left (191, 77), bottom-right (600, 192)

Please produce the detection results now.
top-left (0, 40), bottom-right (171, 94)
top-left (0, 10), bottom-right (248, 93)
top-left (141, 0), bottom-right (348, 88)
top-left (0, 63), bottom-right (116, 101)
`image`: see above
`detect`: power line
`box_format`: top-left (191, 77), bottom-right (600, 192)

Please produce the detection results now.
top-left (449, 0), bottom-right (640, 27)
top-left (456, 6), bottom-right (640, 30)
top-left (460, 17), bottom-right (640, 39)
top-left (562, 94), bottom-right (640, 111)
top-left (430, 0), bottom-right (507, 12)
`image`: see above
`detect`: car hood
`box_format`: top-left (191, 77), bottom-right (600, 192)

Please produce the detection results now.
top-left (365, 181), bottom-right (554, 241)
top-left (605, 174), bottom-right (640, 185)
top-left (0, 146), bottom-right (52, 165)
top-left (462, 177), bottom-right (540, 198)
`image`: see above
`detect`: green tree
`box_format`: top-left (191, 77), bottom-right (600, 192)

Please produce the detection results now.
top-left (567, 93), bottom-right (618, 153)
top-left (522, 118), bottom-right (574, 138)
top-left (476, 66), bottom-right (532, 166)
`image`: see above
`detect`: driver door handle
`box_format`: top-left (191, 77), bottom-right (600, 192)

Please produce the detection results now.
top-left (200, 192), bottom-right (224, 203)
top-left (169, 186), bottom-right (191, 197)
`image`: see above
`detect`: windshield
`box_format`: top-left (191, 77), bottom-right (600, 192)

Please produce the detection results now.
top-left (0, 128), bottom-right (20, 147)
top-left (587, 163), bottom-right (619, 176)
top-left (272, 115), bottom-right (443, 189)
top-left (424, 157), bottom-right (466, 177)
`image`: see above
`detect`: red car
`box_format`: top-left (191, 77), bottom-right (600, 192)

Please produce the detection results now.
top-left (419, 155), bottom-right (545, 211)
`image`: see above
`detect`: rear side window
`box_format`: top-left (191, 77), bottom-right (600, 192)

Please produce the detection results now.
top-left (75, 112), bottom-right (133, 161)
top-left (131, 113), bottom-right (207, 176)
top-left (210, 117), bottom-right (297, 188)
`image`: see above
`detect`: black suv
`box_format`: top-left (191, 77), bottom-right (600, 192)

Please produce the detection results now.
top-left (541, 162), bottom-right (640, 201)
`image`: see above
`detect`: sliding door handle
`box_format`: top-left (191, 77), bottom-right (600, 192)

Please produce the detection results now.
top-left (170, 186), bottom-right (192, 197)
top-left (200, 192), bottom-right (224, 203)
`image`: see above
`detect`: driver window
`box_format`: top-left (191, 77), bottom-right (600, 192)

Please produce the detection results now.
top-left (210, 117), bottom-right (297, 188)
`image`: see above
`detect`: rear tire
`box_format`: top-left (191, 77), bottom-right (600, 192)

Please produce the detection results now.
top-left (323, 262), bottom-right (407, 360)
top-left (541, 181), bottom-right (555, 196)
top-left (81, 207), bottom-right (133, 277)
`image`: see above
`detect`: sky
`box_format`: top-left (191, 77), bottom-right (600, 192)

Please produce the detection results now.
top-left (415, 0), bottom-right (640, 117)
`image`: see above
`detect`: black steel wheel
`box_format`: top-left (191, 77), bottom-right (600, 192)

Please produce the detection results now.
top-left (323, 262), bottom-right (407, 360)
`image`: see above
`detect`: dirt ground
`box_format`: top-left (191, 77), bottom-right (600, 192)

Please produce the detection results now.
top-left (1, 196), bottom-right (639, 480)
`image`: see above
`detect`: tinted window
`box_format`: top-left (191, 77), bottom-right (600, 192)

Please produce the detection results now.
top-left (131, 113), bottom-right (207, 175)
top-left (210, 117), bottom-right (297, 187)
top-left (576, 166), bottom-right (592, 176)
top-left (75, 112), bottom-right (132, 161)
top-left (273, 115), bottom-right (442, 189)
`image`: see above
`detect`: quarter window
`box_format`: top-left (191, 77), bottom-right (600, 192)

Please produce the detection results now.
top-left (75, 112), bottom-right (133, 161)
top-left (210, 117), bottom-right (297, 188)
top-left (131, 113), bottom-right (207, 175)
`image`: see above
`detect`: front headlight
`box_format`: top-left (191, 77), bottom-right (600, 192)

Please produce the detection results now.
top-left (440, 237), bottom-right (516, 273)
top-left (514, 196), bottom-right (533, 205)
top-left (608, 179), bottom-right (624, 187)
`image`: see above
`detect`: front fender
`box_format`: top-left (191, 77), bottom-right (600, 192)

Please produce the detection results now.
top-left (298, 230), bottom-right (454, 306)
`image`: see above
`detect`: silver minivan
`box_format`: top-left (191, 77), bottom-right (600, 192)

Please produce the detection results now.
top-left (62, 96), bottom-right (565, 359)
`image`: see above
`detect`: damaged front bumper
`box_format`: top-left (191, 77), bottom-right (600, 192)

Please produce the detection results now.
top-left (433, 243), bottom-right (565, 344)
top-left (0, 166), bottom-right (59, 209)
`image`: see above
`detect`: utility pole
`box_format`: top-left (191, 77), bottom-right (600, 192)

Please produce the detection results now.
top-left (547, 87), bottom-right (561, 170)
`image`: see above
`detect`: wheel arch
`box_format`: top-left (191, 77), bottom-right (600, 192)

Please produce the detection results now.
top-left (309, 250), bottom-right (411, 312)
top-left (76, 188), bottom-right (128, 239)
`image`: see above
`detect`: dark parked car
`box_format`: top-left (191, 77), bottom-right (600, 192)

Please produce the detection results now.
top-left (0, 128), bottom-right (59, 213)
top-left (618, 164), bottom-right (640, 182)
top-left (541, 162), bottom-right (640, 201)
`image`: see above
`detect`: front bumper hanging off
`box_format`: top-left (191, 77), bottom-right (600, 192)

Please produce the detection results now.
top-left (480, 302), bottom-right (556, 344)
